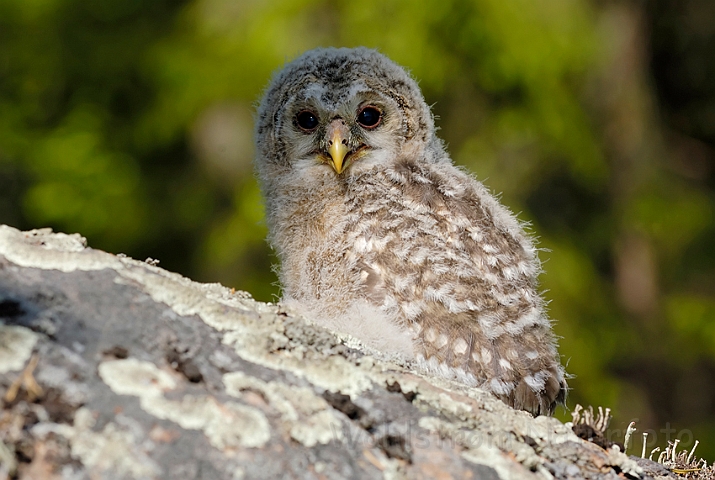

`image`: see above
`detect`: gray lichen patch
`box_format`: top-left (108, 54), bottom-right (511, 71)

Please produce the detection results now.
top-left (143, 394), bottom-right (271, 449)
top-left (99, 358), bottom-right (271, 450)
top-left (115, 267), bottom-right (263, 332)
top-left (461, 444), bottom-right (541, 480)
top-left (31, 407), bottom-right (162, 478)
top-left (0, 325), bottom-right (38, 373)
top-left (98, 358), bottom-right (177, 396)
top-left (602, 447), bottom-right (644, 478)
top-left (418, 415), bottom-right (543, 479)
top-left (223, 371), bottom-right (343, 447)
top-left (0, 226), bottom-right (118, 273)
top-left (220, 318), bottom-right (378, 397)
top-left (70, 408), bottom-right (162, 478)
top-left (527, 414), bottom-right (577, 444)
top-left (421, 390), bottom-right (474, 419)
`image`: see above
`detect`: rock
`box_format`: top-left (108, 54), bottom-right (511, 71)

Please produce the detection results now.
top-left (0, 225), bottom-right (657, 479)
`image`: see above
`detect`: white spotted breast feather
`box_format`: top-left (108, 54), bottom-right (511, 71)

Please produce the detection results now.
top-left (344, 157), bottom-right (566, 415)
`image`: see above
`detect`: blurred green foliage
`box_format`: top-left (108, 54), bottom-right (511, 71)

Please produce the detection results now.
top-left (2, 0), bottom-right (715, 459)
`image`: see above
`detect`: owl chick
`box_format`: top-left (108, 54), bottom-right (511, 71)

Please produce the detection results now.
top-left (255, 47), bottom-right (566, 415)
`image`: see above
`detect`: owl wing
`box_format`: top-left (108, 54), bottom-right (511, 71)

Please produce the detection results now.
top-left (350, 158), bottom-right (565, 415)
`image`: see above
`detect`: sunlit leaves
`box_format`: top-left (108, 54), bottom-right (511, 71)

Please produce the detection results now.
top-left (23, 107), bottom-right (147, 249)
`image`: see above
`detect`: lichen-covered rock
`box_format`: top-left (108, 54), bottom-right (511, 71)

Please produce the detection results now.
top-left (0, 225), bottom-right (654, 479)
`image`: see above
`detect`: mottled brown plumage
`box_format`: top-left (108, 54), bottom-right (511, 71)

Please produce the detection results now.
top-left (255, 47), bottom-right (566, 415)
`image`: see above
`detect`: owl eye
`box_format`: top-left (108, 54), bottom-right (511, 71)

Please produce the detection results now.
top-left (296, 110), bottom-right (319, 131)
top-left (356, 106), bottom-right (382, 129)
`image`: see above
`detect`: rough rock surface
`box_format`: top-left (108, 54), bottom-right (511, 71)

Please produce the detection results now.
top-left (0, 225), bottom-right (669, 479)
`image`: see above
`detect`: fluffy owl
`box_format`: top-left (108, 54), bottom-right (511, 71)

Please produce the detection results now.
top-left (255, 47), bottom-right (566, 415)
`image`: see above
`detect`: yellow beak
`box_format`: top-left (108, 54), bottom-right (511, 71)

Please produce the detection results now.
top-left (328, 130), bottom-right (349, 174)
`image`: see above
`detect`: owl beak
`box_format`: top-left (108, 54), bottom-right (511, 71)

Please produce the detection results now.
top-left (326, 122), bottom-right (350, 174)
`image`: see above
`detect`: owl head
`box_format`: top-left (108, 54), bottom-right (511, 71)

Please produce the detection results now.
top-left (255, 48), bottom-right (439, 181)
